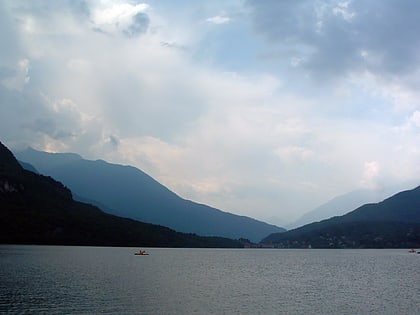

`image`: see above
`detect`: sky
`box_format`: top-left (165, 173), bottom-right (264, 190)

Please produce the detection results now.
top-left (1, 0), bottom-right (419, 226)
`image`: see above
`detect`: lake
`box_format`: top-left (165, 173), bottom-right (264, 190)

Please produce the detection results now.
top-left (0, 245), bottom-right (419, 314)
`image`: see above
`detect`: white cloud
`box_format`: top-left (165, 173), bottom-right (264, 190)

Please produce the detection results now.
top-left (332, 1), bottom-right (355, 21)
top-left (274, 146), bottom-right (314, 162)
top-left (66, 59), bottom-right (92, 74)
top-left (409, 111), bottom-right (420, 128)
top-left (91, 2), bottom-right (149, 35)
top-left (206, 15), bottom-right (231, 24)
top-left (360, 161), bottom-right (380, 189)
top-left (92, 3), bottom-right (148, 25)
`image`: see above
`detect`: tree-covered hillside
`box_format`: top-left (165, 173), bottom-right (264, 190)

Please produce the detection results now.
top-left (16, 147), bottom-right (284, 242)
top-left (262, 186), bottom-right (420, 248)
top-left (0, 141), bottom-right (243, 248)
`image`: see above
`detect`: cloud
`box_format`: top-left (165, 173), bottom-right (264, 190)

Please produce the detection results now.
top-left (409, 111), bottom-right (420, 128)
top-left (0, 2), bottom-right (26, 85)
top-left (274, 145), bottom-right (315, 162)
top-left (246, 0), bottom-right (420, 80)
top-left (1, 59), bottom-right (30, 91)
top-left (0, 0), bottom-right (418, 225)
top-left (206, 14), bottom-right (231, 24)
top-left (360, 160), bottom-right (380, 188)
top-left (91, 2), bottom-right (149, 36)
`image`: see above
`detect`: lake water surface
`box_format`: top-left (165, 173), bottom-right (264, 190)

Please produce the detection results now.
top-left (0, 245), bottom-right (419, 314)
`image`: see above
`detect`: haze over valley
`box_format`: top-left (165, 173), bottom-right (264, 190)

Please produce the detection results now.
top-left (2, 140), bottom-right (419, 248)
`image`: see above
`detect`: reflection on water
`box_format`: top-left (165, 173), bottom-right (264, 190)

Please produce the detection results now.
top-left (0, 246), bottom-right (419, 314)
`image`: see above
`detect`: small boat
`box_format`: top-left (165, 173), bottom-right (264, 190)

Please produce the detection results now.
top-left (408, 249), bottom-right (416, 253)
top-left (134, 250), bottom-right (149, 256)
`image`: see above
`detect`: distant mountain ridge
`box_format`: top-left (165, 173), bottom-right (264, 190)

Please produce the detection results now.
top-left (262, 186), bottom-right (420, 248)
top-left (0, 141), bottom-right (243, 248)
top-left (287, 182), bottom-right (419, 229)
top-left (15, 148), bottom-right (284, 242)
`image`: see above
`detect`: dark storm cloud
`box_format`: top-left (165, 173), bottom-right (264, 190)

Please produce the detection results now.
top-left (246, 0), bottom-right (420, 79)
top-left (350, 0), bottom-right (420, 74)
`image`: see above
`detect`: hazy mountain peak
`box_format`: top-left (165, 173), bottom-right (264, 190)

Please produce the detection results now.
top-left (288, 182), bottom-right (420, 229)
top-left (24, 147), bottom-right (82, 160)
top-left (262, 185), bottom-right (420, 248)
top-left (14, 147), bottom-right (285, 242)
top-left (16, 147), bottom-right (82, 172)
top-left (1, 141), bottom-right (244, 248)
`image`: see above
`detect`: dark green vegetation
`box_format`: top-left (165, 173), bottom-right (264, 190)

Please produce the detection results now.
top-left (287, 188), bottom-right (391, 229)
top-left (15, 148), bottom-right (284, 242)
top-left (0, 141), bottom-right (243, 248)
top-left (287, 182), bottom-right (418, 229)
top-left (262, 186), bottom-right (420, 248)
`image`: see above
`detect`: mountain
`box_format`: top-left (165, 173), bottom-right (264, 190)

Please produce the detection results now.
top-left (287, 183), bottom-right (419, 229)
top-left (15, 148), bottom-right (285, 242)
top-left (0, 141), bottom-right (243, 248)
top-left (17, 161), bottom-right (38, 174)
top-left (261, 186), bottom-right (420, 248)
